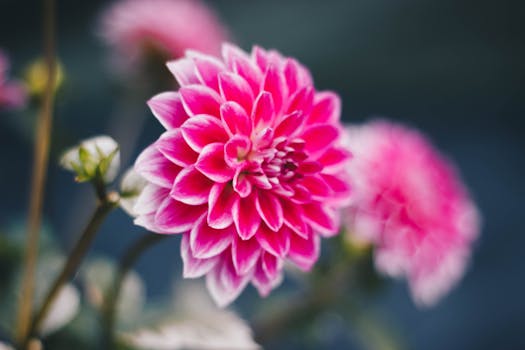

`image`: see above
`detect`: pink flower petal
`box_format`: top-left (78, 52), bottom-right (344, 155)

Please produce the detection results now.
top-left (255, 191), bottom-right (284, 232)
top-left (256, 224), bottom-right (290, 257)
top-left (288, 228), bottom-right (320, 271)
top-left (135, 144), bottom-right (181, 188)
top-left (224, 135), bottom-right (251, 168)
top-left (154, 197), bottom-right (206, 233)
top-left (302, 203), bottom-right (338, 237)
top-left (208, 183), bottom-right (237, 229)
top-left (190, 214), bottom-right (233, 259)
top-left (233, 168), bottom-right (253, 198)
top-left (232, 236), bottom-right (261, 275)
top-left (206, 255), bottom-right (251, 307)
top-left (232, 193), bottom-right (261, 240)
top-left (280, 198), bottom-right (309, 239)
top-left (181, 114), bottom-right (228, 152)
top-left (299, 175), bottom-right (333, 199)
top-left (147, 92), bottom-right (189, 129)
top-left (195, 142), bottom-right (234, 183)
top-left (156, 129), bottom-right (198, 167)
top-left (179, 84), bottom-right (223, 117)
top-left (261, 251), bottom-right (282, 280)
top-left (166, 58), bottom-right (200, 86)
top-left (252, 45), bottom-right (269, 72)
top-left (134, 184), bottom-right (170, 215)
top-left (301, 124), bottom-right (340, 156)
top-left (284, 58), bottom-right (313, 94)
top-left (317, 147), bottom-right (351, 170)
top-left (181, 234), bottom-right (218, 278)
top-left (218, 72), bottom-right (254, 114)
top-left (308, 92), bottom-right (341, 124)
top-left (286, 86), bottom-right (314, 117)
top-left (274, 111), bottom-right (302, 138)
top-left (261, 64), bottom-right (287, 114)
top-left (171, 166), bottom-right (214, 205)
top-left (321, 173), bottom-right (352, 200)
top-left (252, 260), bottom-right (283, 297)
top-left (220, 101), bottom-right (252, 136)
top-left (187, 50), bottom-right (225, 92)
top-left (230, 51), bottom-right (263, 95)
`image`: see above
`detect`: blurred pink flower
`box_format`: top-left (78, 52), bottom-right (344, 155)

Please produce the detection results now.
top-left (134, 44), bottom-right (352, 306)
top-left (343, 121), bottom-right (480, 306)
top-left (99, 0), bottom-right (229, 70)
top-left (0, 51), bottom-right (26, 110)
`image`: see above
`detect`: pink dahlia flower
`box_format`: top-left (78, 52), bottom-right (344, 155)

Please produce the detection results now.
top-left (134, 44), bottom-right (352, 306)
top-left (343, 121), bottom-right (480, 306)
top-left (0, 51), bottom-right (26, 110)
top-left (99, 0), bottom-right (228, 70)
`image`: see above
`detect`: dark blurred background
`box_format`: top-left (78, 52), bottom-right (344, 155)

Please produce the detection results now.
top-left (1, 0), bottom-right (524, 349)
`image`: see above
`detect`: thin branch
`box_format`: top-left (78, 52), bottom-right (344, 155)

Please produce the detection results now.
top-left (15, 0), bottom-right (56, 344)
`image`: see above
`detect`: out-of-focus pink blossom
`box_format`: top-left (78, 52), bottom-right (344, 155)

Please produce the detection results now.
top-left (343, 120), bottom-right (480, 306)
top-left (99, 0), bottom-right (229, 70)
top-left (133, 43), bottom-right (352, 306)
top-left (0, 51), bottom-right (27, 110)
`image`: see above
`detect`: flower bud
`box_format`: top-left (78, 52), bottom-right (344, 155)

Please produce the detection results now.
top-left (60, 135), bottom-right (120, 184)
top-left (119, 168), bottom-right (147, 217)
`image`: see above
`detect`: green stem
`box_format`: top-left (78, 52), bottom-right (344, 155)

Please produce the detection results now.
top-left (15, 0), bottom-right (57, 344)
top-left (102, 233), bottom-right (167, 348)
top-left (28, 193), bottom-right (118, 340)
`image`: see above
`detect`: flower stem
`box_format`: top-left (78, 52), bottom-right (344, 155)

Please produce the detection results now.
top-left (28, 192), bottom-right (119, 341)
top-left (15, 0), bottom-right (56, 344)
top-left (102, 233), bottom-right (167, 348)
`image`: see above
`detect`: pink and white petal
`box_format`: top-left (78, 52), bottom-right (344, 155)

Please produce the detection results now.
top-left (166, 58), bottom-right (200, 86)
top-left (252, 46), bottom-right (269, 72)
top-left (301, 124), bottom-right (340, 156)
top-left (252, 260), bottom-right (283, 297)
top-left (255, 191), bottom-right (284, 232)
top-left (208, 183), bottom-right (237, 229)
top-left (206, 255), bottom-right (251, 307)
top-left (274, 111), bottom-right (302, 138)
top-left (233, 169), bottom-right (253, 198)
top-left (232, 236), bottom-right (262, 275)
top-left (308, 92), bottom-right (341, 124)
top-left (190, 214), bottom-right (233, 259)
top-left (261, 64), bottom-right (287, 114)
top-left (231, 52), bottom-right (263, 95)
top-left (156, 129), bottom-right (198, 167)
top-left (218, 72), bottom-right (254, 114)
top-left (302, 203), bottom-right (339, 237)
top-left (280, 199), bottom-right (309, 239)
top-left (299, 175), bottom-right (333, 199)
top-left (147, 92), bottom-right (189, 129)
top-left (154, 197), bottom-right (206, 234)
top-left (220, 101), bottom-right (252, 136)
top-left (232, 193), bottom-right (261, 240)
top-left (134, 184), bottom-right (169, 215)
top-left (181, 114), bottom-right (228, 152)
top-left (283, 58), bottom-right (313, 94)
top-left (224, 136), bottom-right (251, 169)
top-left (134, 213), bottom-right (173, 235)
top-left (317, 147), bottom-right (351, 170)
top-left (286, 86), bottom-right (314, 118)
top-left (256, 224), bottom-right (290, 257)
top-left (179, 84), bottom-right (223, 117)
top-left (261, 251), bottom-right (283, 280)
top-left (320, 173), bottom-right (352, 203)
top-left (171, 166), bottom-right (214, 205)
top-left (135, 144), bottom-right (181, 188)
top-left (288, 228), bottom-right (320, 271)
top-left (181, 234), bottom-right (218, 278)
top-left (195, 142), bottom-right (234, 183)
top-left (187, 50), bottom-right (225, 92)
top-left (221, 43), bottom-right (250, 71)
